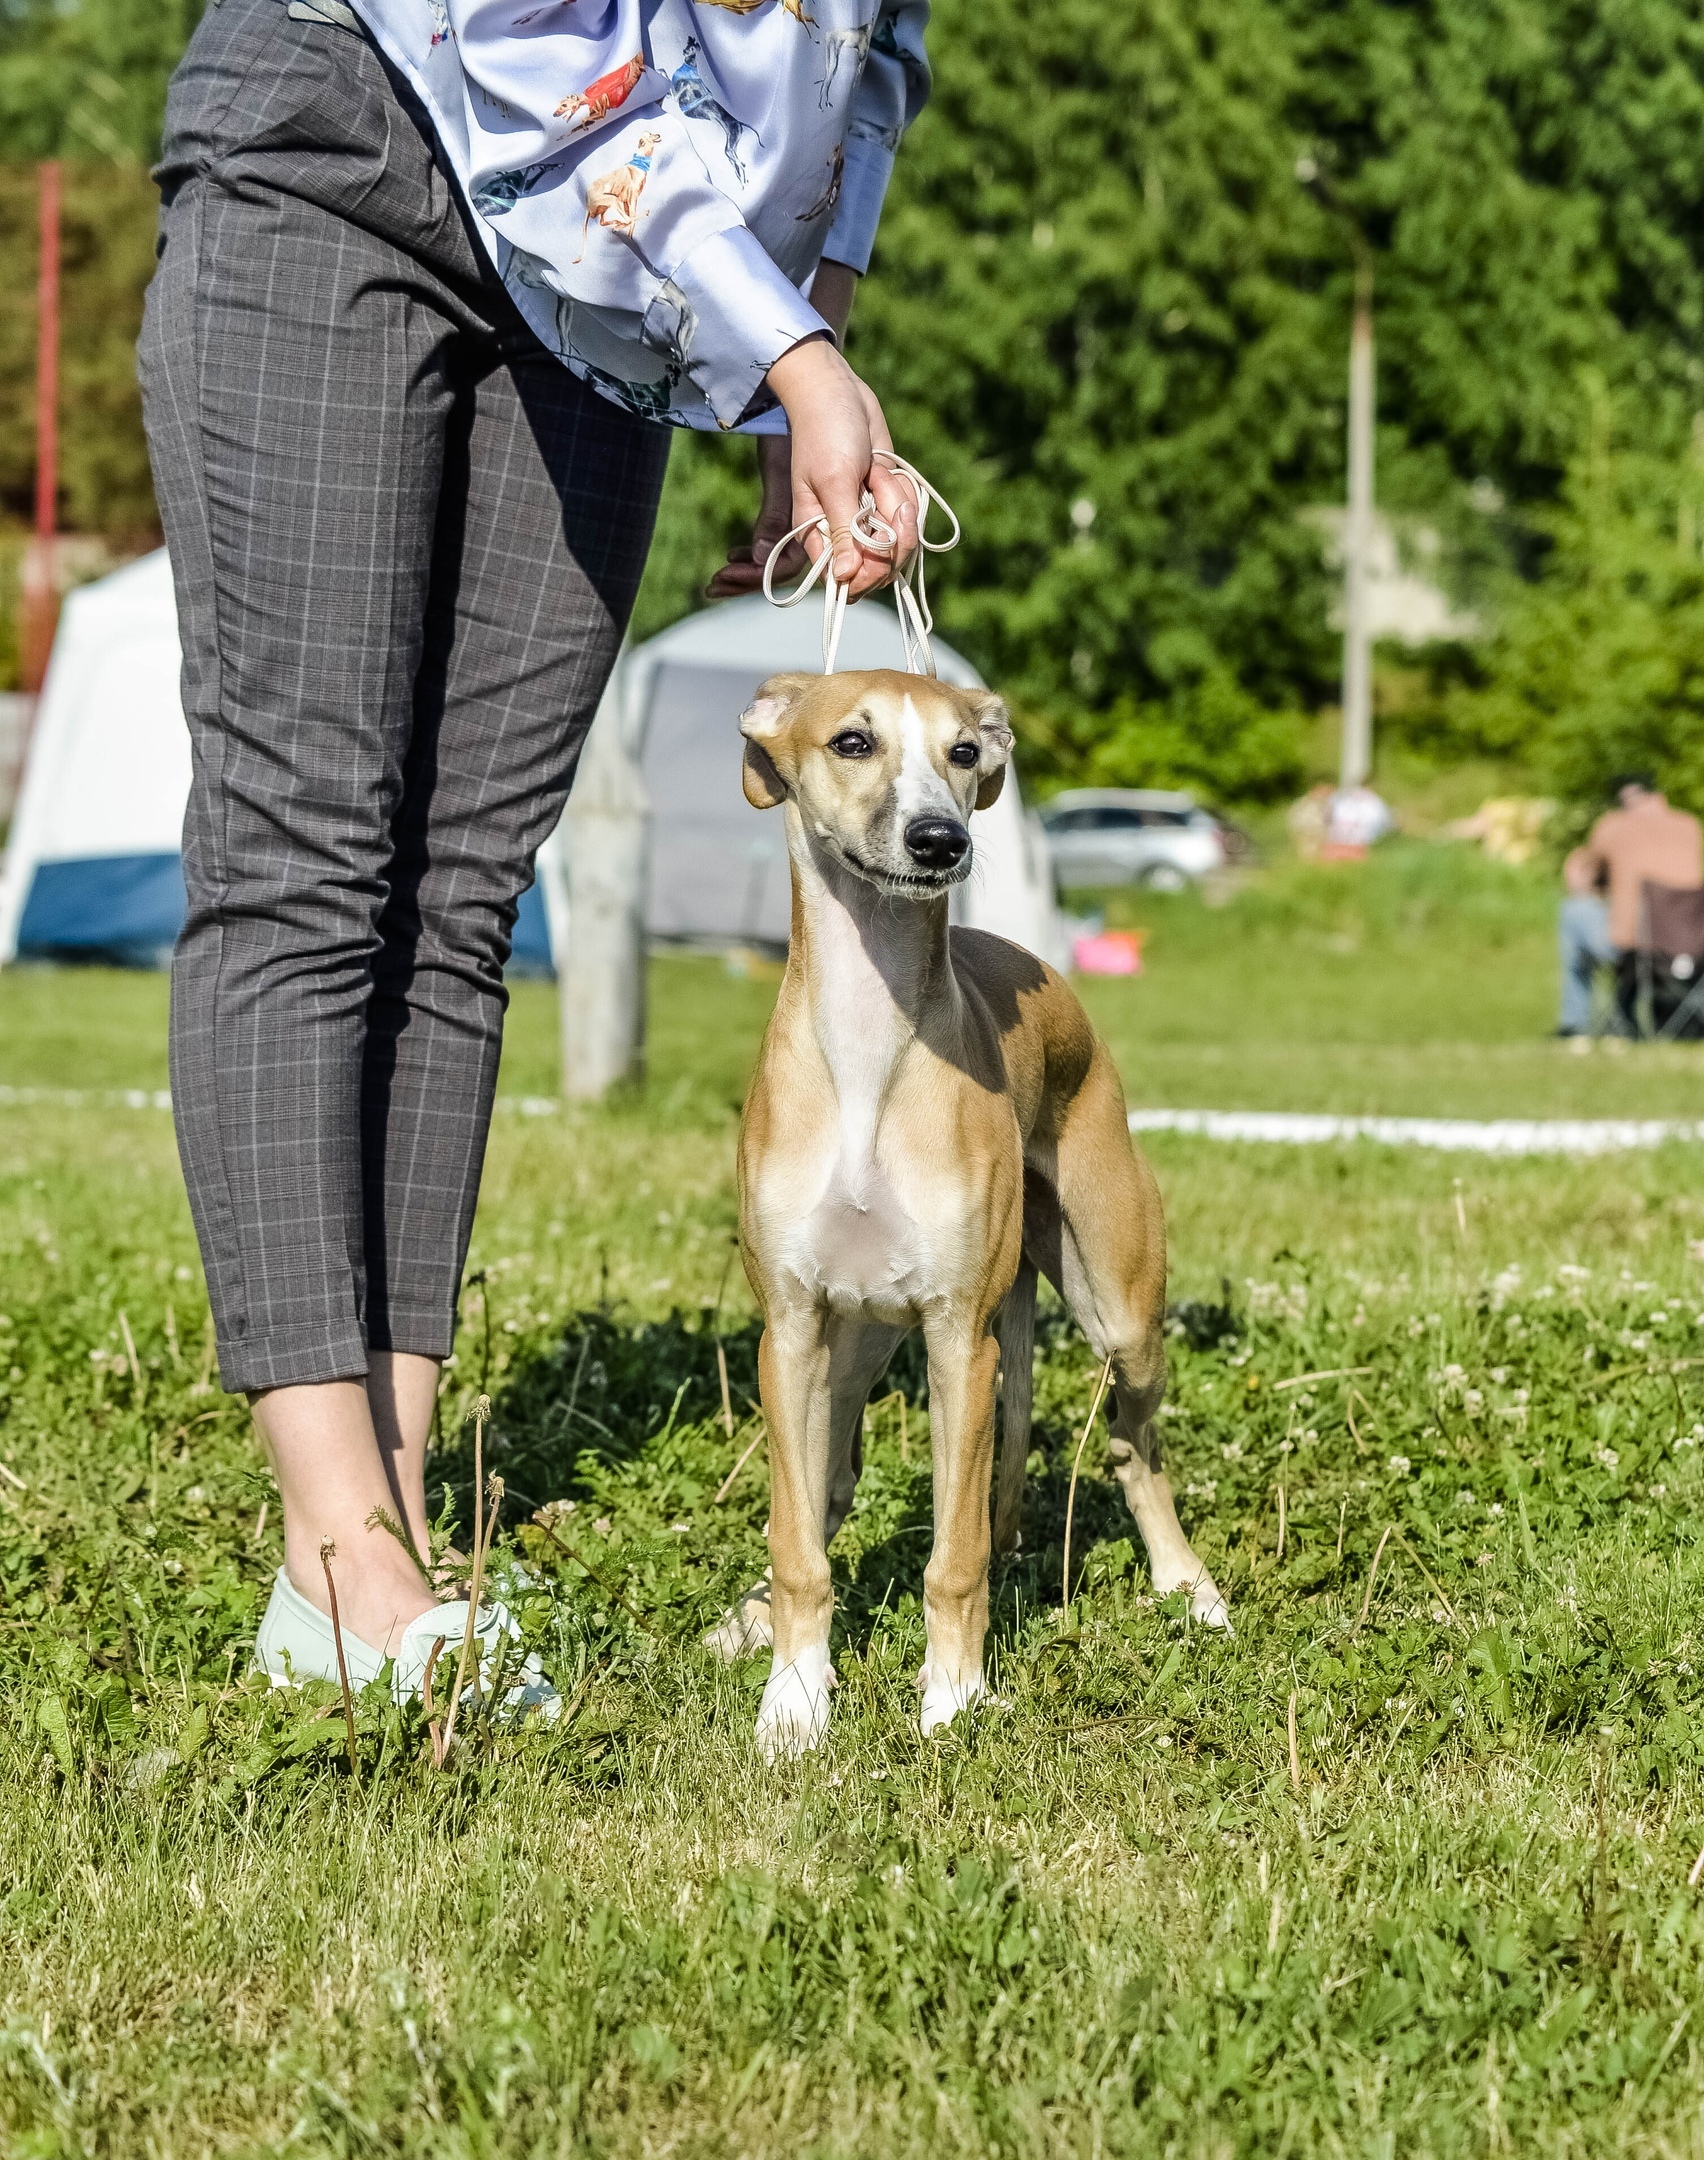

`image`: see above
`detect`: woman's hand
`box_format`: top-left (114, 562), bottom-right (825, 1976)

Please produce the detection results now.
top-left (707, 260), bottom-right (916, 603)
top-left (762, 339), bottom-right (916, 599)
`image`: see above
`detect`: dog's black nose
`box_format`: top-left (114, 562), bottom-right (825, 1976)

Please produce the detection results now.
top-left (904, 815), bottom-right (970, 871)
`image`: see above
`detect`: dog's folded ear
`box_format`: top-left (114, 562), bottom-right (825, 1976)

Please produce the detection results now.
top-left (742, 740), bottom-right (786, 810)
top-left (738, 672), bottom-right (813, 810)
top-left (964, 690), bottom-right (1014, 811)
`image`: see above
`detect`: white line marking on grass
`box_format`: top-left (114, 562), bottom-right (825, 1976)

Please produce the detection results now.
top-left (0, 1088), bottom-right (571, 1116)
top-left (3, 1086), bottom-right (1697, 1159)
top-left (0, 1085), bottom-right (173, 1110)
top-left (1128, 1109), bottom-right (1704, 1155)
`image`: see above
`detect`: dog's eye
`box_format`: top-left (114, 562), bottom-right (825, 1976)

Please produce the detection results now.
top-left (948, 742), bottom-right (980, 768)
top-left (830, 730), bottom-right (874, 759)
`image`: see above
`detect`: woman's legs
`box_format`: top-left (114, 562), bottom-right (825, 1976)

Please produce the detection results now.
top-left (140, 0), bottom-right (665, 1646)
top-left (354, 348), bottom-right (668, 1365)
top-left (367, 1350), bottom-right (444, 1562)
top-left (252, 1360), bottom-right (440, 1651)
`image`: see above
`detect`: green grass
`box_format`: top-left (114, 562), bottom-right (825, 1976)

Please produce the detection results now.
top-left (8, 857), bottom-right (1704, 2154)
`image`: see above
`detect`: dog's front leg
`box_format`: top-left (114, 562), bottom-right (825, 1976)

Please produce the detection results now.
top-left (755, 1304), bottom-right (837, 1760)
top-left (917, 1314), bottom-right (1001, 1735)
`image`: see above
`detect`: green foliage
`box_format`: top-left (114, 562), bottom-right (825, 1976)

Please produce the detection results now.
top-left (627, 432), bottom-right (752, 649)
top-left (659, 0), bottom-right (1704, 799)
top-left (18, 0), bottom-right (1704, 801)
top-left (1426, 399), bottom-right (1704, 815)
top-left (0, 0), bottom-right (205, 163)
top-left (0, 162), bottom-right (160, 539)
top-left (1056, 669), bottom-right (1312, 803)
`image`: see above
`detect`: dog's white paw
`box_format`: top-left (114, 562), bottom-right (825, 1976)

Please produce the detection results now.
top-left (1152, 1560), bottom-right (1233, 1634)
top-left (702, 1578), bottom-right (773, 1661)
top-left (918, 1664), bottom-right (987, 1738)
top-left (755, 1645), bottom-right (835, 1762)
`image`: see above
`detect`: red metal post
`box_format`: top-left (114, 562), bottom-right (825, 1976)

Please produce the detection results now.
top-left (20, 159), bottom-right (62, 699)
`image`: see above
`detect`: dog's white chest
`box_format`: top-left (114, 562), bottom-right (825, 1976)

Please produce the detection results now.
top-left (784, 1155), bottom-right (931, 1322)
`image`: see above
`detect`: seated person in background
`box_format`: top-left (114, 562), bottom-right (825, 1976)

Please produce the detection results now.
top-left (1559, 774), bottom-right (1703, 1036)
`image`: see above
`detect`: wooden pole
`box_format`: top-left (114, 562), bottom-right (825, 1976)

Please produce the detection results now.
top-left (1296, 156), bottom-right (1377, 792)
top-left (20, 160), bottom-right (61, 700)
top-left (561, 663), bottom-right (649, 1099)
top-left (1339, 249), bottom-right (1375, 789)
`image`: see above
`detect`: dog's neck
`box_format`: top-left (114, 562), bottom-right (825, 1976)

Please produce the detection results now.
top-left (782, 810), bottom-right (957, 1151)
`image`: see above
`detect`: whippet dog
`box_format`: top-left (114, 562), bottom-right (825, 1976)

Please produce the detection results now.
top-left (719, 668), bottom-right (1229, 1760)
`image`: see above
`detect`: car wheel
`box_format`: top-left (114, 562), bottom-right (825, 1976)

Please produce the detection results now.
top-left (1140, 863), bottom-right (1190, 894)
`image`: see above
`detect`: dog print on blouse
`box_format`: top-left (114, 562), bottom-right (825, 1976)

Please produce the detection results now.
top-left (554, 50), bottom-right (648, 126)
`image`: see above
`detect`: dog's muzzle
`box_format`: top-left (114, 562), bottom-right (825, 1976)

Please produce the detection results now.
top-left (904, 816), bottom-right (970, 872)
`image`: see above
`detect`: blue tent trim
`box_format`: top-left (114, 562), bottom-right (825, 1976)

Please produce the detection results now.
top-left (15, 852), bottom-right (558, 975)
top-left (16, 853), bottom-right (186, 965)
top-left (508, 879), bottom-right (553, 976)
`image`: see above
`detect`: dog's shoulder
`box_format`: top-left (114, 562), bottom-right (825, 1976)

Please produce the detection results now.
top-left (948, 926), bottom-right (1098, 1089)
top-left (949, 926), bottom-right (1074, 1023)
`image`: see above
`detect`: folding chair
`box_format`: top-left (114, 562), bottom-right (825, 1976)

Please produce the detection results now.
top-left (1630, 881), bottom-right (1704, 1040)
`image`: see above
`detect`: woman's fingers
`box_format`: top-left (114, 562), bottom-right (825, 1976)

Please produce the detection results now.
top-left (762, 335), bottom-right (915, 600)
top-left (867, 459), bottom-right (918, 574)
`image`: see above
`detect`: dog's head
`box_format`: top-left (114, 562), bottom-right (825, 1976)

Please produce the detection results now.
top-left (738, 670), bottom-right (1013, 896)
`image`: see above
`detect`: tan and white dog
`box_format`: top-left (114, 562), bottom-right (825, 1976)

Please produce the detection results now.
top-left (715, 668), bottom-right (1229, 1760)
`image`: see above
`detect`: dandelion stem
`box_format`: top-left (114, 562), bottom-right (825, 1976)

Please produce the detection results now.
top-left (713, 1422), bottom-right (764, 1504)
top-left (440, 1395), bottom-right (492, 1758)
top-left (1061, 1354), bottom-right (1115, 1617)
top-left (1355, 1523), bottom-right (1395, 1632)
top-left (716, 1341), bottom-right (734, 1438)
top-left (319, 1539), bottom-right (360, 1783)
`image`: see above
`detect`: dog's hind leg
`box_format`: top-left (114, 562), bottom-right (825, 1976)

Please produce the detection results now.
top-left (1038, 1048), bottom-right (1230, 1630)
top-left (823, 1320), bottom-right (902, 1545)
top-left (992, 1259), bottom-right (1036, 1557)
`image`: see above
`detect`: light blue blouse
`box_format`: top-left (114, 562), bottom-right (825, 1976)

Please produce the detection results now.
top-left (353, 0), bottom-right (931, 429)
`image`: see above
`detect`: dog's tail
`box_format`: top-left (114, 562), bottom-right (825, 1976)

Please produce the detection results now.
top-left (992, 1257), bottom-right (1036, 1557)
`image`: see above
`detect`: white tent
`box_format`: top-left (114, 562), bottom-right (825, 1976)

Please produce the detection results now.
top-left (0, 551), bottom-right (1062, 975)
top-left (0, 551), bottom-right (190, 964)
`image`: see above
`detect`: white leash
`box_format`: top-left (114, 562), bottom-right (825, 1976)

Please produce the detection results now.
top-left (760, 452), bottom-right (960, 676)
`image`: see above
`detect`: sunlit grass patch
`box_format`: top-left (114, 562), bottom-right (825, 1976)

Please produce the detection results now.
top-left (6, 1074), bottom-right (1704, 2151)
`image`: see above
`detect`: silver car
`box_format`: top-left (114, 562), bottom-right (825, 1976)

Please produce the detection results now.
top-left (1037, 788), bottom-right (1233, 892)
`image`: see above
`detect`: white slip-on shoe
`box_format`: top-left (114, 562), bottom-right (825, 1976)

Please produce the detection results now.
top-left (391, 1600), bottom-right (561, 1725)
top-left (253, 1566), bottom-right (387, 1692)
top-left (251, 1567), bottom-right (560, 1723)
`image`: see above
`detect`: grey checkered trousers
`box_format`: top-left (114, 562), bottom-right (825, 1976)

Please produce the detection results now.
top-left (139, 0), bottom-right (669, 1393)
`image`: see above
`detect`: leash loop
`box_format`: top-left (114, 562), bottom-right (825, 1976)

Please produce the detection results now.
top-left (760, 452), bottom-right (959, 677)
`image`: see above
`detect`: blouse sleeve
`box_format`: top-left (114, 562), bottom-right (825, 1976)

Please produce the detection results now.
top-left (822, 0), bottom-right (931, 276)
top-left (448, 0), bottom-right (829, 425)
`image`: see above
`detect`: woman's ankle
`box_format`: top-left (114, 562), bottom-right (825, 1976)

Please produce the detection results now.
top-left (284, 1535), bottom-right (438, 1652)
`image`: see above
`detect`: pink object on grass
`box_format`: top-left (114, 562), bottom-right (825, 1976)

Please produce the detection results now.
top-left (1073, 930), bottom-right (1144, 976)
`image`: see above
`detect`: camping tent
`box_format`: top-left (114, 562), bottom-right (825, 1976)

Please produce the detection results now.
top-left (0, 551), bottom-right (189, 965)
top-left (0, 550), bottom-right (1063, 972)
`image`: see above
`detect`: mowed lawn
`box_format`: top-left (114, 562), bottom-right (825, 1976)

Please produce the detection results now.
top-left (6, 846), bottom-right (1704, 2155)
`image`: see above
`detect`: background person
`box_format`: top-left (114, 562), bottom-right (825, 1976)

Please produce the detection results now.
top-left (139, 0), bottom-right (929, 1692)
top-left (1558, 774), bottom-right (1703, 1036)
